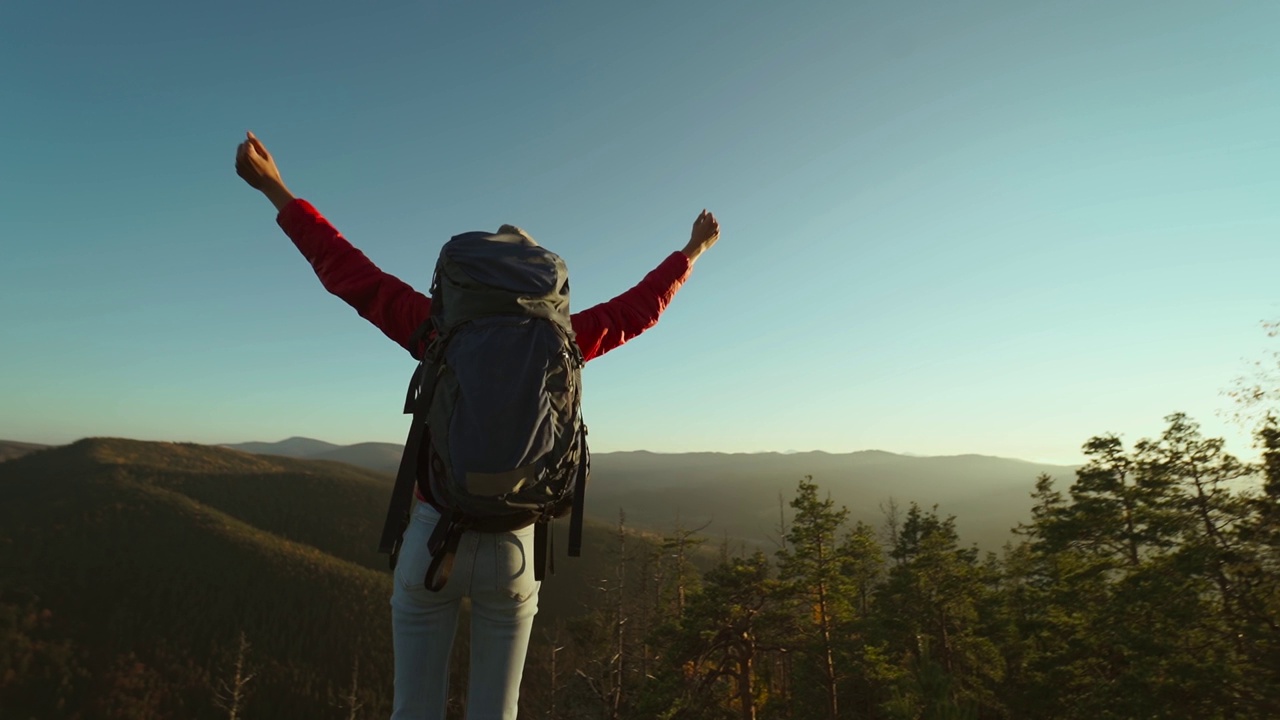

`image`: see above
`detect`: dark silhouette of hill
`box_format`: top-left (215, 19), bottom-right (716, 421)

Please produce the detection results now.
top-left (221, 435), bottom-right (341, 458)
top-left (0, 438), bottom-right (664, 718)
top-left (311, 441), bottom-right (404, 476)
top-left (0, 439), bottom-right (47, 462)
top-left (222, 437), bottom-right (404, 476)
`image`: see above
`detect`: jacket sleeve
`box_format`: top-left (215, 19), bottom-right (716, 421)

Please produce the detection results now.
top-left (571, 252), bottom-right (693, 362)
top-left (276, 199), bottom-right (432, 357)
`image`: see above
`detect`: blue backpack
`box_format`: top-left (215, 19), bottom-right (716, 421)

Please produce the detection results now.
top-left (377, 227), bottom-right (589, 591)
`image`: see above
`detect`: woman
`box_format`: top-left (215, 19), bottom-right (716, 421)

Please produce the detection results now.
top-left (234, 131), bottom-right (721, 719)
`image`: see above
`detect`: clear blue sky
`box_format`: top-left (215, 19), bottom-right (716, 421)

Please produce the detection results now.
top-left (3, 0), bottom-right (1278, 464)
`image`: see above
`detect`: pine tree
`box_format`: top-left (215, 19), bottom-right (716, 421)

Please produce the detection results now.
top-left (775, 476), bottom-right (851, 720)
top-left (1008, 416), bottom-right (1280, 719)
top-left (1233, 416), bottom-right (1280, 716)
top-left (660, 516), bottom-right (710, 622)
top-left (669, 552), bottom-right (780, 720)
top-left (875, 504), bottom-right (1003, 717)
top-left (836, 520), bottom-right (889, 717)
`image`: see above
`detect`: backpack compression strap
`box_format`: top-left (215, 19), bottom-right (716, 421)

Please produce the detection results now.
top-left (532, 425), bottom-right (591, 580)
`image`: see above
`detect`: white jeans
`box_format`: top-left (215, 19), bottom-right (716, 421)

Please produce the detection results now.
top-left (390, 502), bottom-right (540, 720)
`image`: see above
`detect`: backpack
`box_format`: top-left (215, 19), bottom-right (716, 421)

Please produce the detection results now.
top-left (377, 227), bottom-right (589, 592)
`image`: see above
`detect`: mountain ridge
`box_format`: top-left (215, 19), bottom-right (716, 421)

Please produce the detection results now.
top-left (2, 435), bottom-right (1078, 551)
top-left (0, 436), bottom-right (673, 619)
top-left (0, 439), bottom-right (48, 462)
top-left (0, 439), bottom-right (399, 717)
top-left (4, 435), bottom-right (1074, 467)
top-left (0, 437), bottom-right (683, 717)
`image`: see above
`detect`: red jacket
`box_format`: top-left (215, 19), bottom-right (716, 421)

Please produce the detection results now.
top-left (276, 199), bottom-right (692, 500)
top-left (277, 199), bottom-right (692, 361)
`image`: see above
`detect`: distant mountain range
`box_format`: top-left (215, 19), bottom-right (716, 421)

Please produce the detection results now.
top-left (223, 437), bottom-right (405, 475)
top-left (225, 437), bottom-right (1079, 551)
top-left (5, 436), bottom-right (1081, 552)
top-left (587, 449), bottom-right (1078, 551)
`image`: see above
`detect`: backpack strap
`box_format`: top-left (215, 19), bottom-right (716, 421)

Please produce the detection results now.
top-left (534, 521), bottom-right (548, 581)
top-left (424, 510), bottom-right (467, 592)
top-left (380, 416), bottom-right (425, 568)
top-left (378, 319), bottom-right (439, 568)
top-left (568, 425), bottom-right (589, 558)
top-left (409, 317), bottom-right (436, 361)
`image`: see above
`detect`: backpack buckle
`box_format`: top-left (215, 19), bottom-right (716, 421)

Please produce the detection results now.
top-left (388, 534), bottom-right (403, 571)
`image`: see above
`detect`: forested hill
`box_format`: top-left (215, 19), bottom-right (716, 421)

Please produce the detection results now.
top-left (0, 438), bottom-right (665, 719)
top-left (5, 419), bottom-right (1277, 719)
top-left (0, 438), bottom-right (396, 718)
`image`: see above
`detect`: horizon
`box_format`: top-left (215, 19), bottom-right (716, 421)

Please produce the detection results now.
top-left (4, 1), bottom-right (1279, 467)
top-left (0, 431), bottom-right (1131, 468)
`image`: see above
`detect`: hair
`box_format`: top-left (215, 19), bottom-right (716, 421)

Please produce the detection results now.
top-left (497, 223), bottom-right (528, 236)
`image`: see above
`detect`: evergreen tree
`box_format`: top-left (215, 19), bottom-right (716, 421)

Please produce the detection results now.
top-left (1009, 416), bottom-right (1279, 719)
top-left (1232, 416), bottom-right (1280, 716)
top-left (775, 476), bottom-right (851, 720)
top-left (660, 517), bottom-right (710, 622)
top-left (662, 552), bottom-right (781, 720)
top-left (835, 520), bottom-right (891, 718)
top-left (874, 504), bottom-right (1003, 717)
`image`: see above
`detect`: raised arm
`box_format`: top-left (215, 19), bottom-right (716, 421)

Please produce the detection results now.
top-left (572, 210), bottom-right (720, 361)
top-left (235, 131), bottom-right (297, 212)
top-left (235, 132), bottom-right (432, 356)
